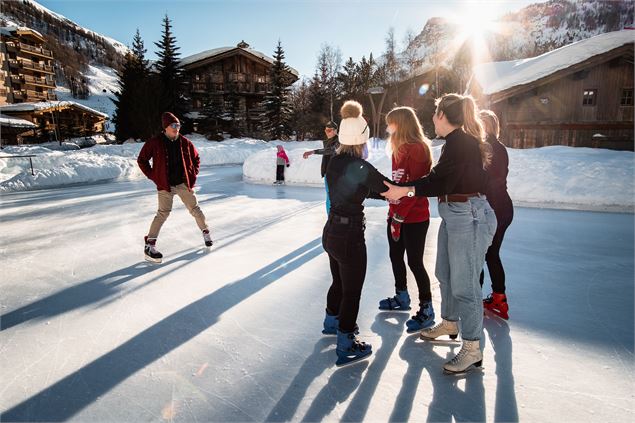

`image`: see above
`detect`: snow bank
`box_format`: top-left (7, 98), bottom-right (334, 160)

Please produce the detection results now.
top-left (0, 136), bottom-right (632, 211)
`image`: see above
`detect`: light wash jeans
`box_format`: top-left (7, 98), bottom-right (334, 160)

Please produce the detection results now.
top-left (436, 196), bottom-right (497, 340)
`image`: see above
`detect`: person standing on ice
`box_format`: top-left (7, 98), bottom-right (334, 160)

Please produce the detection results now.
top-left (382, 94), bottom-right (497, 375)
top-left (378, 106), bottom-right (436, 334)
top-left (321, 100), bottom-right (390, 366)
top-left (302, 121), bottom-right (339, 212)
top-left (478, 109), bottom-right (514, 320)
top-left (137, 112), bottom-right (213, 263)
top-left (274, 145), bottom-right (290, 185)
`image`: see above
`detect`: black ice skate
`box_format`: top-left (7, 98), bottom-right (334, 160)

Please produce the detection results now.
top-left (144, 236), bottom-right (163, 263)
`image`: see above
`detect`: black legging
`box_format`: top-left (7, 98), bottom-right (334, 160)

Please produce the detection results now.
top-left (480, 203), bottom-right (513, 294)
top-left (323, 215), bottom-right (366, 333)
top-left (276, 165), bottom-right (285, 181)
top-left (387, 220), bottom-right (432, 304)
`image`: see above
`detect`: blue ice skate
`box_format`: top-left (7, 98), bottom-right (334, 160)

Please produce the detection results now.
top-left (322, 311), bottom-right (339, 335)
top-left (405, 301), bottom-right (435, 333)
top-left (335, 330), bottom-right (372, 367)
top-left (378, 290), bottom-right (411, 311)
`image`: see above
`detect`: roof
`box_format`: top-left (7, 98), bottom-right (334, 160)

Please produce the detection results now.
top-left (180, 45), bottom-right (299, 77)
top-left (0, 101), bottom-right (109, 119)
top-left (0, 26), bottom-right (45, 42)
top-left (0, 113), bottom-right (37, 128)
top-left (470, 30), bottom-right (635, 96)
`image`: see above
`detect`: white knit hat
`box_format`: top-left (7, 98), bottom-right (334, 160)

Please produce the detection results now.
top-left (338, 101), bottom-right (369, 146)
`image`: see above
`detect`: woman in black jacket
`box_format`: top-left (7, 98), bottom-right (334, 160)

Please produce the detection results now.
top-left (321, 100), bottom-right (389, 367)
top-left (479, 110), bottom-right (514, 319)
top-left (382, 94), bottom-right (497, 374)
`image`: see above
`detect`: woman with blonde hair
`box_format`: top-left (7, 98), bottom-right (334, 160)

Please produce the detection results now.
top-left (382, 94), bottom-right (497, 374)
top-left (479, 109), bottom-right (513, 319)
top-left (378, 106), bottom-right (436, 333)
top-left (321, 100), bottom-right (390, 366)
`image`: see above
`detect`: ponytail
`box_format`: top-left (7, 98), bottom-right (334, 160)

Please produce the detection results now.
top-left (462, 96), bottom-right (491, 168)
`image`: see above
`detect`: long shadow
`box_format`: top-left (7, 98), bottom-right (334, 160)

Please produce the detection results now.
top-left (265, 337), bottom-right (334, 422)
top-left (1, 238), bottom-right (323, 421)
top-left (0, 247), bottom-right (203, 331)
top-left (341, 312), bottom-right (408, 422)
top-left (484, 313), bottom-right (519, 422)
top-left (301, 361), bottom-right (369, 422)
top-left (391, 335), bottom-right (486, 422)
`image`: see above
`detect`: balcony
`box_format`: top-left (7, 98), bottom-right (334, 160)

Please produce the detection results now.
top-left (23, 74), bottom-right (56, 89)
top-left (19, 42), bottom-right (53, 59)
top-left (20, 59), bottom-right (54, 74)
top-left (25, 89), bottom-right (51, 101)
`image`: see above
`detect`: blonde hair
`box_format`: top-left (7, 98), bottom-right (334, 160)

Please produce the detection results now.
top-left (337, 144), bottom-right (365, 157)
top-left (479, 109), bottom-right (500, 139)
top-left (385, 106), bottom-right (431, 164)
top-left (435, 93), bottom-right (491, 167)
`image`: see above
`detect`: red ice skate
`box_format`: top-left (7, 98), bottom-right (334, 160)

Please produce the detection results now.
top-left (483, 293), bottom-right (509, 320)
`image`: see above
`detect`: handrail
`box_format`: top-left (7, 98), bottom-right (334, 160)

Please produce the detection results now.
top-left (0, 154), bottom-right (36, 175)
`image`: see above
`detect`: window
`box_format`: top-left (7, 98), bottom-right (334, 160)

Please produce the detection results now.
top-left (620, 88), bottom-right (633, 106)
top-left (582, 89), bottom-right (597, 106)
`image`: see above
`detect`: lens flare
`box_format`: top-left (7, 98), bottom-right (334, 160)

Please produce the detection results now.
top-left (418, 84), bottom-right (430, 96)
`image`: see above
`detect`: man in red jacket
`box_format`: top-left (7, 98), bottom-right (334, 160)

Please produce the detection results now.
top-left (137, 112), bottom-right (212, 263)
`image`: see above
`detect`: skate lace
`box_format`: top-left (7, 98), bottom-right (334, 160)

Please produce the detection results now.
top-left (146, 244), bottom-right (159, 254)
top-left (450, 345), bottom-right (469, 364)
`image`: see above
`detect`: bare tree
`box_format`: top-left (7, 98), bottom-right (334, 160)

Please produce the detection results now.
top-left (316, 43), bottom-right (342, 120)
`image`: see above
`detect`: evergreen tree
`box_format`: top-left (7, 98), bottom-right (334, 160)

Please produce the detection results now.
top-left (338, 57), bottom-right (360, 101)
top-left (153, 14), bottom-right (187, 131)
top-left (263, 41), bottom-right (293, 140)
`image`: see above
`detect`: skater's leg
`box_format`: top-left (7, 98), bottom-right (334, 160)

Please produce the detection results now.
top-left (148, 189), bottom-right (175, 238)
top-left (486, 210), bottom-right (512, 294)
top-left (403, 220), bottom-right (432, 304)
top-left (276, 165), bottom-right (285, 183)
top-left (175, 184), bottom-right (209, 231)
top-left (336, 240), bottom-right (366, 333)
top-left (387, 219), bottom-right (407, 293)
top-left (325, 253), bottom-right (343, 317)
top-left (435, 216), bottom-right (457, 322)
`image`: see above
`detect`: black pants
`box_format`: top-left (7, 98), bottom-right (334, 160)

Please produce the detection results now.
top-left (323, 214), bottom-right (366, 333)
top-left (480, 200), bottom-right (514, 294)
top-left (387, 220), bottom-right (432, 304)
top-left (276, 165), bottom-right (285, 182)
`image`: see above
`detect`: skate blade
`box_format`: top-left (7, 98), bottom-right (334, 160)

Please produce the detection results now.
top-left (335, 352), bottom-right (372, 367)
top-left (443, 364), bottom-right (484, 376)
top-left (144, 256), bottom-right (162, 264)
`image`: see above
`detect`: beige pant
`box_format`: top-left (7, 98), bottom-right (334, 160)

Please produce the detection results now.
top-left (147, 184), bottom-right (208, 239)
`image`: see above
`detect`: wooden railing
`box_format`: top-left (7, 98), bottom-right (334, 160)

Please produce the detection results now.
top-left (19, 42), bottom-right (53, 59)
top-left (20, 59), bottom-right (54, 74)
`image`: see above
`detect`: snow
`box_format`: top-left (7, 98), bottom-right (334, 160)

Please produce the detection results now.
top-left (54, 64), bottom-right (119, 122)
top-left (0, 137), bottom-right (633, 212)
top-left (0, 100), bottom-right (108, 118)
top-left (0, 113), bottom-right (36, 128)
top-left (0, 164), bottom-right (632, 421)
top-left (471, 30), bottom-right (635, 95)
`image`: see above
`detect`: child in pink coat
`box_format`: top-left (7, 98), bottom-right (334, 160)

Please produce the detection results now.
top-left (275, 145), bottom-right (290, 185)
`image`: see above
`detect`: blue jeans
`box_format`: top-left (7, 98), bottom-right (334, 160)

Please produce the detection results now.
top-left (436, 196), bottom-right (497, 340)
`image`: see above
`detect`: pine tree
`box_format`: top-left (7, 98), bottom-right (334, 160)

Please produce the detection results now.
top-left (153, 14), bottom-right (187, 131)
top-left (338, 57), bottom-right (360, 101)
top-left (263, 41), bottom-right (293, 140)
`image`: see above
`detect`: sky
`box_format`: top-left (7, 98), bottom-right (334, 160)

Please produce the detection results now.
top-left (36, 0), bottom-right (544, 78)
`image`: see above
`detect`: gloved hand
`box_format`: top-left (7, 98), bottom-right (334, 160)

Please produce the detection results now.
top-left (390, 214), bottom-right (404, 242)
top-left (286, 163), bottom-right (290, 167)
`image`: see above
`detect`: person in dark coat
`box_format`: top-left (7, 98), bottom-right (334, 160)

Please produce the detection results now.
top-left (137, 112), bottom-right (212, 263)
top-left (303, 121), bottom-right (339, 213)
top-left (479, 109), bottom-right (514, 320)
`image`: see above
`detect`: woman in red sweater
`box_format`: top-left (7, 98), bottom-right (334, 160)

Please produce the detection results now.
top-left (378, 106), bottom-right (435, 332)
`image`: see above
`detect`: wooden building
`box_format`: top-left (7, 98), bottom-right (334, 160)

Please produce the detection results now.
top-left (0, 26), bottom-right (57, 104)
top-left (180, 41), bottom-right (299, 136)
top-left (0, 101), bottom-right (107, 144)
top-left (468, 30), bottom-right (634, 150)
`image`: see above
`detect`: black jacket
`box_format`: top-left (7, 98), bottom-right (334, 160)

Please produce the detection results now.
top-left (325, 153), bottom-right (389, 217)
top-left (484, 135), bottom-right (513, 214)
top-left (410, 128), bottom-right (488, 197)
top-left (314, 135), bottom-right (339, 177)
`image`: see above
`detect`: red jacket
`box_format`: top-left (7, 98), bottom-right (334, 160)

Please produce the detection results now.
top-left (137, 134), bottom-right (200, 191)
top-left (388, 142), bottom-right (431, 223)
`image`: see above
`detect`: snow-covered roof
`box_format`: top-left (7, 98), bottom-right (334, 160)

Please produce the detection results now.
top-left (0, 25), bottom-right (44, 40)
top-left (0, 113), bottom-right (37, 128)
top-left (180, 45), bottom-right (299, 77)
top-left (472, 30), bottom-right (635, 96)
top-left (0, 101), bottom-right (109, 119)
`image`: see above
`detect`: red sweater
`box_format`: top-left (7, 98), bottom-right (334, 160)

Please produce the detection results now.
top-left (137, 134), bottom-right (200, 191)
top-left (388, 142), bottom-right (431, 223)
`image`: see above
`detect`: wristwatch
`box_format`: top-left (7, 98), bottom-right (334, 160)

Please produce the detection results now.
top-left (407, 187), bottom-right (415, 198)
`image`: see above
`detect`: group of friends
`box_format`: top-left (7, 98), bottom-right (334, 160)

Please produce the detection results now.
top-left (136, 93), bottom-right (514, 374)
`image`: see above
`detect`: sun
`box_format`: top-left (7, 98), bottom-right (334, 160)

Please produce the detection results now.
top-left (448, 2), bottom-right (506, 64)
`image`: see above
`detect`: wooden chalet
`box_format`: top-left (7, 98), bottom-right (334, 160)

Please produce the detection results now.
top-left (180, 41), bottom-right (299, 136)
top-left (0, 101), bottom-right (108, 144)
top-left (468, 30), bottom-right (634, 150)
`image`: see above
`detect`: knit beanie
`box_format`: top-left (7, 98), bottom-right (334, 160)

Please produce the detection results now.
top-left (338, 101), bottom-right (369, 145)
top-left (162, 112), bottom-right (179, 129)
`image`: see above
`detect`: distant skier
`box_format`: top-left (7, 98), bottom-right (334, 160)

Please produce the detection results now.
top-left (479, 109), bottom-right (514, 319)
top-left (321, 100), bottom-right (389, 366)
top-left (302, 121), bottom-right (339, 212)
top-left (274, 145), bottom-right (290, 185)
top-left (137, 112), bottom-right (213, 263)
